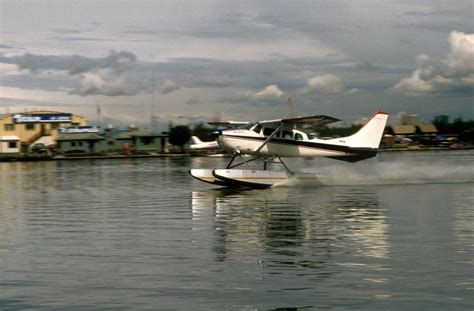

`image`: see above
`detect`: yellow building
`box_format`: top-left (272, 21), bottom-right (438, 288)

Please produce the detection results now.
top-left (0, 111), bottom-right (87, 151)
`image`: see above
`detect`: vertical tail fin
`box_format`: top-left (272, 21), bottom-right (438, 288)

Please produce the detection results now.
top-left (344, 111), bottom-right (389, 148)
top-left (189, 136), bottom-right (203, 145)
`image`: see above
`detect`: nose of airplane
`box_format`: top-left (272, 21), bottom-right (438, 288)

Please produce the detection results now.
top-left (211, 130), bottom-right (222, 138)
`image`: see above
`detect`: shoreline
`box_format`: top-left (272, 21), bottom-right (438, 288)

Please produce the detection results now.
top-left (0, 145), bottom-right (473, 162)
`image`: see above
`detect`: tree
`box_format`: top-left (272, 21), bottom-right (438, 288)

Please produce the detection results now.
top-left (192, 122), bottom-right (213, 141)
top-left (169, 125), bottom-right (191, 152)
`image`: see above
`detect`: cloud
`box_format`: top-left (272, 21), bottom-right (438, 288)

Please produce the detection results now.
top-left (159, 79), bottom-right (180, 94)
top-left (8, 50), bottom-right (137, 74)
top-left (239, 84), bottom-right (285, 104)
top-left (254, 85), bottom-right (285, 98)
top-left (393, 31), bottom-right (474, 95)
top-left (306, 74), bottom-right (346, 94)
top-left (2, 50), bottom-right (159, 96)
top-left (70, 69), bottom-right (147, 96)
top-left (185, 95), bottom-right (200, 105)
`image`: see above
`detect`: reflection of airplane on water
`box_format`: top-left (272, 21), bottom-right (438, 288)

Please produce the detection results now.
top-left (190, 111), bottom-right (389, 188)
top-left (191, 187), bottom-right (389, 264)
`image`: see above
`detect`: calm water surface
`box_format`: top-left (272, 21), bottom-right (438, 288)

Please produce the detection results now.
top-left (0, 151), bottom-right (473, 310)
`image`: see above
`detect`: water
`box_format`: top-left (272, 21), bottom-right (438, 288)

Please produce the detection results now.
top-left (0, 151), bottom-right (473, 310)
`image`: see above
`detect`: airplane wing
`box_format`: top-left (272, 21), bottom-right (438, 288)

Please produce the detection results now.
top-left (207, 120), bottom-right (251, 128)
top-left (258, 115), bottom-right (340, 130)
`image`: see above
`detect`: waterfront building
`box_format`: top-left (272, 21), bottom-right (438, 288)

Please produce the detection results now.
top-left (114, 130), bottom-right (166, 153)
top-left (0, 111), bottom-right (87, 152)
top-left (417, 124), bottom-right (438, 136)
top-left (0, 135), bottom-right (20, 155)
top-left (390, 125), bottom-right (417, 136)
top-left (56, 128), bottom-right (168, 155)
top-left (387, 123), bottom-right (441, 146)
top-left (56, 134), bottom-right (106, 155)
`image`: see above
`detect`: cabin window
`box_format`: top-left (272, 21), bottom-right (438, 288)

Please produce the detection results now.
top-left (281, 130), bottom-right (292, 139)
top-left (4, 124), bottom-right (14, 131)
top-left (71, 142), bottom-right (76, 146)
top-left (26, 123), bottom-right (35, 130)
top-left (252, 124), bottom-right (262, 134)
top-left (263, 127), bottom-right (276, 136)
top-left (295, 133), bottom-right (303, 141)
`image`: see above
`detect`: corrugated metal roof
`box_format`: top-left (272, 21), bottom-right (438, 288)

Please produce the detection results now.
top-left (391, 125), bottom-right (416, 134)
top-left (57, 134), bottom-right (105, 141)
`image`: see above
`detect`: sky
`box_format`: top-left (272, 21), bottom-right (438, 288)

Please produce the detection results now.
top-left (0, 0), bottom-right (473, 127)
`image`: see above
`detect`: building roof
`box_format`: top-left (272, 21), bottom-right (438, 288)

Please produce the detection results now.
top-left (417, 124), bottom-right (438, 134)
top-left (0, 110), bottom-right (86, 121)
top-left (114, 131), bottom-right (161, 139)
top-left (57, 134), bottom-right (105, 141)
top-left (0, 135), bottom-right (20, 141)
top-left (391, 125), bottom-right (416, 135)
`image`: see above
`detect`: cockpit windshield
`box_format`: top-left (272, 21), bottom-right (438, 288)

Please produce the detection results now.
top-left (244, 122), bottom-right (256, 130)
top-left (252, 124), bottom-right (262, 133)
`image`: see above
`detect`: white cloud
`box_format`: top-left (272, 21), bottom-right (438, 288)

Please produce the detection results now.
top-left (255, 85), bottom-right (284, 99)
top-left (393, 31), bottom-right (474, 95)
top-left (306, 74), bottom-right (345, 94)
top-left (240, 84), bottom-right (285, 103)
top-left (71, 69), bottom-right (144, 96)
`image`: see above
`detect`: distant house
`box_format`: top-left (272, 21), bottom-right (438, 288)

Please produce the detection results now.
top-left (385, 125), bottom-right (417, 146)
top-left (417, 124), bottom-right (438, 135)
top-left (56, 134), bottom-right (105, 155)
top-left (0, 135), bottom-right (20, 155)
top-left (389, 125), bottom-right (417, 136)
top-left (114, 131), bottom-right (166, 153)
top-left (414, 124), bottom-right (440, 146)
top-left (386, 124), bottom-right (441, 146)
top-left (56, 129), bottom-right (168, 155)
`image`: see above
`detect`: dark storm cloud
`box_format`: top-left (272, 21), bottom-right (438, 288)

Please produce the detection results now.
top-left (7, 50), bottom-right (137, 74)
top-left (1, 51), bottom-right (157, 96)
top-left (48, 36), bottom-right (117, 42)
top-left (0, 44), bottom-right (18, 50)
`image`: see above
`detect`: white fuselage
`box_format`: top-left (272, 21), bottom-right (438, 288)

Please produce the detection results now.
top-left (218, 128), bottom-right (351, 158)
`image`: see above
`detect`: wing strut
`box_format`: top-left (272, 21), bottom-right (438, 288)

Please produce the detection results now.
top-left (254, 123), bottom-right (284, 154)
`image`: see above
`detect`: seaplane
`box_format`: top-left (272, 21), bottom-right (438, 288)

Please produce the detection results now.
top-left (189, 110), bottom-right (389, 188)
